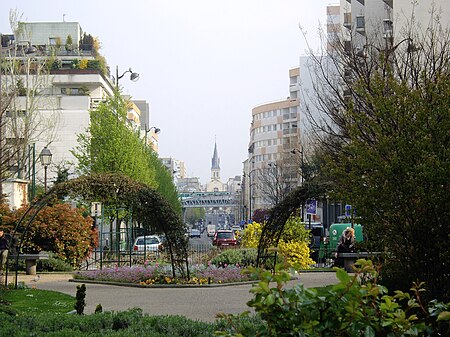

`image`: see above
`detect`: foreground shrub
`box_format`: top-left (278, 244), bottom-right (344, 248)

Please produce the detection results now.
top-left (0, 308), bottom-right (216, 336)
top-left (216, 260), bottom-right (450, 336)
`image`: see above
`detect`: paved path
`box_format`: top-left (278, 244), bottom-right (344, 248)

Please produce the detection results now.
top-left (7, 272), bottom-right (338, 322)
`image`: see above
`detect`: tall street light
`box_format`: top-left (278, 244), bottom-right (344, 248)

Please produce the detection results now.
top-left (115, 66), bottom-right (139, 89)
top-left (144, 125), bottom-right (160, 146)
top-left (291, 148), bottom-right (304, 185)
top-left (39, 147), bottom-right (52, 193)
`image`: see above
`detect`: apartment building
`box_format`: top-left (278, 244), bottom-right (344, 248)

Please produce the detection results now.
top-left (1, 21), bottom-right (154, 206)
top-left (161, 157), bottom-right (186, 180)
top-left (340, 0), bottom-right (449, 50)
top-left (247, 68), bottom-right (301, 211)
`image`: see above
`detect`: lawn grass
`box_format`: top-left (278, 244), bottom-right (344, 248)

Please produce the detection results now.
top-left (1, 286), bottom-right (75, 315)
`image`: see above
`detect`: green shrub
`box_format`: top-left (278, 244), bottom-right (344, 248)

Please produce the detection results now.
top-left (75, 284), bottom-right (86, 315)
top-left (0, 308), bottom-right (217, 336)
top-left (211, 248), bottom-right (257, 267)
top-left (6, 255), bottom-right (72, 273)
top-left (216, 259), bottom-right (450, 336)
top-left (38, 253), bottom-right (73, 272)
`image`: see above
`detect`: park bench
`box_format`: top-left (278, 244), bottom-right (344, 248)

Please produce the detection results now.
top-left (9, 252), bottom-right (50, 275)
top-left (339, 252), bottom-right (381, 272)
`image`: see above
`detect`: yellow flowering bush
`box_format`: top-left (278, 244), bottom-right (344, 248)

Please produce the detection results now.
top-left (240, 222), bottom-right (262, 248)
top-left (240, 216), bottom-right (314, 269)
top-left (278, 241), bottom-right (314, 269)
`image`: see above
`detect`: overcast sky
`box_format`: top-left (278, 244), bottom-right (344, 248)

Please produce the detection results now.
top-left (2, 0), bottom-right (334, 184)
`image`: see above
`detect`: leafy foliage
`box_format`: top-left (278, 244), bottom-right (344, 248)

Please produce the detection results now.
top-left (73, 93), bottom-right (157, 186)
top-left (0, 308), bottom-right (217, 336)
top-left (304, 15), bottom-right (450, 301)
top-left (210, 248), bottom-right (257, 267)
top-left (184, 207), bottom-right (206, 225)
top-left (72, 93), bottom-right (181, 214)
top-left (217, 260), bottom-right (450, 336)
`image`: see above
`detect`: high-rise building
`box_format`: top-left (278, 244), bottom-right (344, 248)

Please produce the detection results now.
top-left (339, 0), bottom-right (450, 51)
top-left (247, 68), bottom-right (301, 211)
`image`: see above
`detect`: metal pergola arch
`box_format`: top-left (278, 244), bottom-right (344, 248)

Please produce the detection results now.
top-left (256, 183), bottom-right (326, 270)
top-left (8, 173), bottom-right (189, 287)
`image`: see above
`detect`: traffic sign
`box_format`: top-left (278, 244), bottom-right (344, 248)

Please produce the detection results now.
top-left (306, 200), bottom-right (317, 215)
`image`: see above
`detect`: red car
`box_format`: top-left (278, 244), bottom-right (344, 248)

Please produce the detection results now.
top-left (213, 230), bottom-right (237, 247)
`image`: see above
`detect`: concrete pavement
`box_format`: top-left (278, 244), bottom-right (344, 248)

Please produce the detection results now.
top-left (8, 272), bottom-right (338, 322)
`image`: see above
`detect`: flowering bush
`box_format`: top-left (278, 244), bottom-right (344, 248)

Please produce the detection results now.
top-left (74, 263), bottom-right (170, 284)
top-left (74, 263), bottom-right (256, 285)
top-left (241, 216), bottom-right (314, 269)
top-left (1, 202), bottom-right (98, 267)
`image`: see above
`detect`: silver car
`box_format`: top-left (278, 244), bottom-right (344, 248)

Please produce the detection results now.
top-left (133, 235), bottom-right (162, 253)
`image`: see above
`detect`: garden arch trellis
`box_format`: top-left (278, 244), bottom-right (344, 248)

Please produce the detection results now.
top-left (11, 173), bottom-right (189, 286)
top-left (256, 182), bottom-right (326, 269)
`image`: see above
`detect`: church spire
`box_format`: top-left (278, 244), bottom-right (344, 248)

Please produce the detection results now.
top-left (211, 139), bottom-right (220, 180)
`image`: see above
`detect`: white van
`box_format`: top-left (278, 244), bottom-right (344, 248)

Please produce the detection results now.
top-left (207, 224), bottom-right (216, 237)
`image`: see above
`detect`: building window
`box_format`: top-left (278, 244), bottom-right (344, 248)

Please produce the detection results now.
top-left (61, 87), bottom-right (86, 95)
top-left (356, 16), bottom-right (365, 30)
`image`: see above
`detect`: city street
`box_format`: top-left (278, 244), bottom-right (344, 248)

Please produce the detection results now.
top-left (12, 271), bottom-right (339, 322)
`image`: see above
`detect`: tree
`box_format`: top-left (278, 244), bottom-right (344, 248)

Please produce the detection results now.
top-left (304, 11), bottom-right (450, 301)
top-left (73, 93), bottom-right (157, 186)
top-left (184, 207), bottom-right (205, 225)
top-left (254, 160), bottom-right (298, 208)
top-left (72, 92), bottom-right (180, 213)
top-left (0, 10), bottom-right (57, 197)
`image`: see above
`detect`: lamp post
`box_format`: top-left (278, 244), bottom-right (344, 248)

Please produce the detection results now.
top-left (144, 126), bottom-right (160, 145)
top-left (248, 167), bottom-right (253, 221)
top-left (291, 148), bottom-right (304, 185)
top-left (39, 147), bottom-right (52, 193)
top-left (115, 66), bottom-right (139, 89)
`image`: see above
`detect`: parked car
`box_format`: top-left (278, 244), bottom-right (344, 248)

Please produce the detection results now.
top-left (212, 230), bottom-right (237, 247)
top-left (133, 235), bottom-right (162, 253)
top-left (190, 229), bottom-right (201, 238)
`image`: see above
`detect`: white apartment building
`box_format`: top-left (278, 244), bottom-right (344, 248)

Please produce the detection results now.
top-left (161, 157), bottom-right (186, 181)
top-left (1, 21), bottom-right (154, 206)
top-left (340, 0), bottom-right (450, 50)
top-left (247, 68), bottom-right (301, 212)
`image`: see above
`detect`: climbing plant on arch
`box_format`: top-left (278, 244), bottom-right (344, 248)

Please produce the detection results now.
top-left (256, 182), bottom-right (326, 269)
top-left (14, 172), bottom-right (189, 279)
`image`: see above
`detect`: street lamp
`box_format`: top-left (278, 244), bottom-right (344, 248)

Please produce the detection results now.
top-left (291, 148), bottom-right (304, 185)
top-left (39, 147), bottom-right (52, 193)
top-left (115, 66), bottom-right (139, 88)
top-left (144, 126), bottom-right (160, 146)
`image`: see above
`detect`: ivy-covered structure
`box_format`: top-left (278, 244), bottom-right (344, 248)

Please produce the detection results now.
top-left (12, 173), bottom-right (189, 282)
